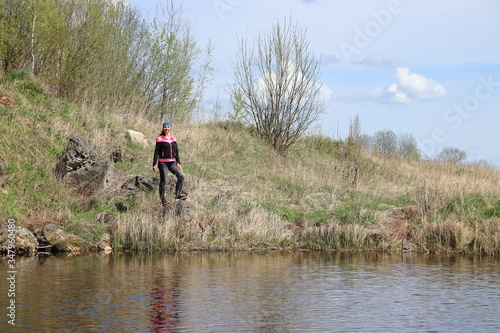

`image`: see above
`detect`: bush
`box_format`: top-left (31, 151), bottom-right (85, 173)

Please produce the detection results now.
top-left (437, 147), bottom-right (467, 164)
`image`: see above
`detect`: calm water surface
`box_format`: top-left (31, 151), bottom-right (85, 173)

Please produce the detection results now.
top-left (1, 252), bottom-right (499, 332)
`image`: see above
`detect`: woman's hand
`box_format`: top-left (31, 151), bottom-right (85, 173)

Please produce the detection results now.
top-left (177, 163), bottom-right (182, 171)
top-left (153, 165), bottom-right (157, 172)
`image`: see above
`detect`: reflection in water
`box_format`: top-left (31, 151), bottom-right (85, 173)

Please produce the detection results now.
top-left (150, 272), bottom-right (180, 332)
top-left (0, 252), bottom-right (499, 332)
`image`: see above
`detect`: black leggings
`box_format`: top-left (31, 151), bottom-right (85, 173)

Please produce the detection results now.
top-left (158, 161), bottom-right (185, 200)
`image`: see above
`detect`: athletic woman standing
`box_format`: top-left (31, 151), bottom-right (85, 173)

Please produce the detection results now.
top-left (152, 121), bottom-right (186, 205)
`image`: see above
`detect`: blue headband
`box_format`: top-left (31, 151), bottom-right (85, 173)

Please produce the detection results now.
top-left (162, 121), bottom-right (172, 128)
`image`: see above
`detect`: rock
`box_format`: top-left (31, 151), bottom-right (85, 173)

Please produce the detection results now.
top-left (175, 200), bottom-right (191, 217)
top-left (101, 245), bottom-right (112, 253)
top-left (0, 94), bottom-right (15, 107)
top-left (34, 223), bottom-right (64, 244)
top-left (51, 240), bottom-right (83, 254)
top-left (97, 232), bottom-right (112, 252)
top-left (162, 200), bottom-right (191, 220)
top-left (34, 223), bottom-right (83, 254)
top-left (0, 226), bottom-right (39, 255)
top-left (109, 146), bottom-right (136, 163)
top-left (54, 135), bottom-right (98, 179)
top-left (63, 160), bottom-right (124, 196)
top-left (121, 175), bottom-right (155, 192)
top-left (54, 136), bottom-right (125, 196)
top-left (125, 130), bottom-right (149, 148)
top-left (403, 239), bottom-right (417, 252)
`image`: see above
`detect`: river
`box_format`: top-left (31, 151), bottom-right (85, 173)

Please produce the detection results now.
top-left (1, 252), bottom-right (499, 332)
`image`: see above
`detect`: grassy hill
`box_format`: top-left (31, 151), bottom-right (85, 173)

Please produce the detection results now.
top-left (1, 73), bottom-right (499, 255)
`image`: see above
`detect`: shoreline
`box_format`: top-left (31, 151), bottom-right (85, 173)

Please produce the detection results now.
top-left (2, 217), bottom-right (498, 257)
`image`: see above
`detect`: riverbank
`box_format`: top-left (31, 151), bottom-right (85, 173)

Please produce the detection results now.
top-left (1, 75), bottom-right (499, 256)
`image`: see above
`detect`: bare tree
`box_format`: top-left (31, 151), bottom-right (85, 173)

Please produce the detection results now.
top-left (373, 129), bottom-right (398, 156)
top-left (397, 133), bottom-right (420, 159)
top-left (437, 146), bottom-right (467, 164)
top-left (231, 16), bottom-right (326, 154)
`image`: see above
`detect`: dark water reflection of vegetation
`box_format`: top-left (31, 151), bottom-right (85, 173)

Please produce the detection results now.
top-left (1, 252), bottom-right (499, 332)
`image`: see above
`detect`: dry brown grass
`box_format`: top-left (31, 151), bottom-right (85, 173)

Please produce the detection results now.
top-left (118, 121), bottom-right (497, 253)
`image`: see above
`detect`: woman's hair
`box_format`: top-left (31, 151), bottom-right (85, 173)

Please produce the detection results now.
top-left (159, 121), bottom-right (172, 136)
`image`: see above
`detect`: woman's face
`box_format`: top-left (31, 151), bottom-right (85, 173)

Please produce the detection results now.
top-left (163, 125), bottom-right (171, 134)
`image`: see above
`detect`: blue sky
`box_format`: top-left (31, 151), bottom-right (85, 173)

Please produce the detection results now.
top-left (129, 0), bottom-right (500, 165)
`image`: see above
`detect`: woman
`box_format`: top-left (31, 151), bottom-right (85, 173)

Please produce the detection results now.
top-left (152, 121), bottom-right (186, 205)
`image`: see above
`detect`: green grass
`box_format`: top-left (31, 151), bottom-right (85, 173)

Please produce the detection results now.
top-left (483, 200), bottom-right (500, 218)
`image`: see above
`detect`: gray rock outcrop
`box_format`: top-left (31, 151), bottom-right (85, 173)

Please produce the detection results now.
top-left (121, 175), bottom-right (155, 192)
top-left (54, 136), bottom-right (124, 196)
top-left (0, 226), bottom-right (38, 255)
top-left (63, 160), bottom-right (124, 196)
top-left (34, 223), bottom-right (84, 254)
top-left (54, 135), bottom-right (98, 179)
top-left (34, 223), bottom-right (65, 244)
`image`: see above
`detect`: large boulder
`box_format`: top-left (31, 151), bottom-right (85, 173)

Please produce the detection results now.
top-left (0, 225), bottom-right (39, 255)
top-left (54, 135), bottom-right (98, 179)
top-left (63, 160), bottom-right (124, 196)
top-left (34, 223), bottom-right (84, 254)
top-left (34, 223), bottom-right (66, 245)
top-left (125, 130), bottom-right (149, 148)
top-left (54, 136), bottom-right (125, 196)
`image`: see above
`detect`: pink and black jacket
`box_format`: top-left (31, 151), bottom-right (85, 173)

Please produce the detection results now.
top-left (153, 135), bottom-right (180, 165)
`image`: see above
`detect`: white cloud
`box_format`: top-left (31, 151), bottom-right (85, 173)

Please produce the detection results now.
top-left (318, 82), bottom-right (334, 102)
top-left (394, 67), bottom-right (447, 101)
top-left (348, 67), bottom-right (448, 104)
top-left (258, 60), bottom-right (333, 103)
top-left (387, 83), bottom-right (409, 103)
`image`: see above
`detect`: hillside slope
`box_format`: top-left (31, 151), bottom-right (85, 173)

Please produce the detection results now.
top-left (1, 75), bottom-right (499, 254)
